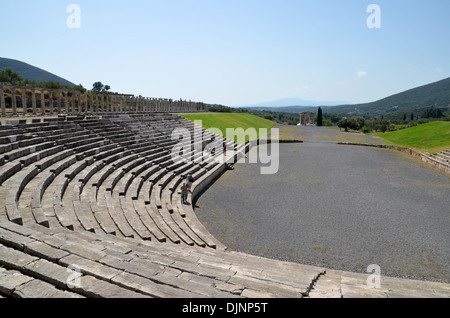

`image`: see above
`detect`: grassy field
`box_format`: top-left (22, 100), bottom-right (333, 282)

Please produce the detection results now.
top-left (374, 121), bottom-right (450, 153)
top-left (181, 113), bottom-right (276, 142)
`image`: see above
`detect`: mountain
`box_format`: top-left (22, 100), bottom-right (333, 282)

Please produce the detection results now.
top-left (239, 77), bottom-right (450, 118)
top-left (241, 105), bottom-right (319, 113)
top-left (0, 57), bottom-right (75, 87)
top-left (238, 98), bottom-right (349, 108)
top-left (321, 77), bottom-right (450, 117)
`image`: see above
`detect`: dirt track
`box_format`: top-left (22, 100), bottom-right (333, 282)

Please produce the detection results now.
top-left (195, 125), bottom-right (450, 283)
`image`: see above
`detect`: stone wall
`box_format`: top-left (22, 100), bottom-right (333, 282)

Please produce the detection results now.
top-left (0, 84), bottom-right (203, 116)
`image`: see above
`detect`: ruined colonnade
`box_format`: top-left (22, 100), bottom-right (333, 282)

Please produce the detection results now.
top-left (0, 84), bottom-right (203, 117)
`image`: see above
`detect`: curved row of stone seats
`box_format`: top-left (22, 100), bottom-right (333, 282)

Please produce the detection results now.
top-left (0, 122), bottom-right (108, 226)
top-left (61, 114), bottom-right (232, 247)
top-left (1, 114), bottom-right (245, 253)
top-left (0, 120), bottom-right (119, 229)
top-left (61, 140), bottom-right (172, 237)
top-left (0, 220), bottom-right (327, 298)
top-left (97, 115), bottom-right (234, 248)
top-left (432, 150), bottom-right (450, 163)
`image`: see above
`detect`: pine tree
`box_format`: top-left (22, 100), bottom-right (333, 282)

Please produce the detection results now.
top-left (317, 107), bottom-right (323, 127)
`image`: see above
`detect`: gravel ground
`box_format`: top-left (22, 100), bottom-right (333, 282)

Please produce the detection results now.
top-left (195, 125), bottom-right (450, 283)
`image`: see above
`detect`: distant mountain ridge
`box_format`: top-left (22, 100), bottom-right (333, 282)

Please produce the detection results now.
top-left (0, 57), bottom-right (75, 87)
top-left (322, 77), bottom-right (450, 116)
top-left (241, 77), bottom-right (450, 117)
top-left (239, 97), bottom-right (350, 108)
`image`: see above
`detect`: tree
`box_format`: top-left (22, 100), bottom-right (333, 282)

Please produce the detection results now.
top-left (338, 116), bottom-right (365, 132)
top-left (0, 69), bottom-right (23, 85)
top-left (73, 84), bottom-right (87, 93)
top-left (421, 108), bottom-right (444, 119)
top-left (317, 107), bottom-right (323, 126)
top-left (92, 82), bottom-right (111, 93)
top-left (337, 118), bottom-right (351, 132)
top-left (92, 82), bottom-right (104, 92)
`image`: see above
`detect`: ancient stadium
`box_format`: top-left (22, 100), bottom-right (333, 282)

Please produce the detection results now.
top-left (0, 86), bottom-right (449, 299)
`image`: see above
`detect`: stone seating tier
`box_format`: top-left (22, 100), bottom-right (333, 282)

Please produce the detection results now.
top-left (0, 220), bottom-right (327, 298)
top-left (0, 114), bottom-right (235, 251)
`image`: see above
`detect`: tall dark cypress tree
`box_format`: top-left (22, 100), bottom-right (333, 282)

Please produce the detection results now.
top-left (317, 107), bottom-right (323, 127)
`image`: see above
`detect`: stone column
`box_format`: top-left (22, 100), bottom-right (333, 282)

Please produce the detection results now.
top-left (84, 93), bottom-right (88, 113)
top-left (11, 88), bottom-right (17, 116)
top-left (100, 94), bottom-right (105, 113)
top-left (56, 90), bottom-right (61, 114)
top-left (40, 90), bottom-right (46, 115)
top-left (64, 91), bottom-right (69, 114)
top-left (31, 89), bottom-right (37, 115)
top-left (78, 92), bottom-right (82, 113)
top-left (21, 89), bottom-right (27, 115)
top-left (89, 94), bottom-right (93, 113)
top-left (70, 91), bottom-right (75, 114)
top-left (93, 94), bottom-right (97, 113)
top-left (0, 86), bottom-right (6, 116)
top-left (49, 91), bottom-right (54, 114)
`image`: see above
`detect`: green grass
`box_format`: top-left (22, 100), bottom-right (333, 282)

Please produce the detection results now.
top-left (374, 121), bottom-right (450, 153)
top-left (181, 113), bottom-right (276, 143)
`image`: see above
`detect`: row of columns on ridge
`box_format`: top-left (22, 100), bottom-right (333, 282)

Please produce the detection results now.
top-left (0, 84), bottom-right (203, 116)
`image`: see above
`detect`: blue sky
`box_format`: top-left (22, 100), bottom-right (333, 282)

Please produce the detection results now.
top-left (1, 0), bottom-right (449, 106)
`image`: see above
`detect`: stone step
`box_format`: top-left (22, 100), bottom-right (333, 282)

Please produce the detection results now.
top-left (0, 238), bottom-right (147, 298)
top-left (0, 220), bottom-right (323, 298)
